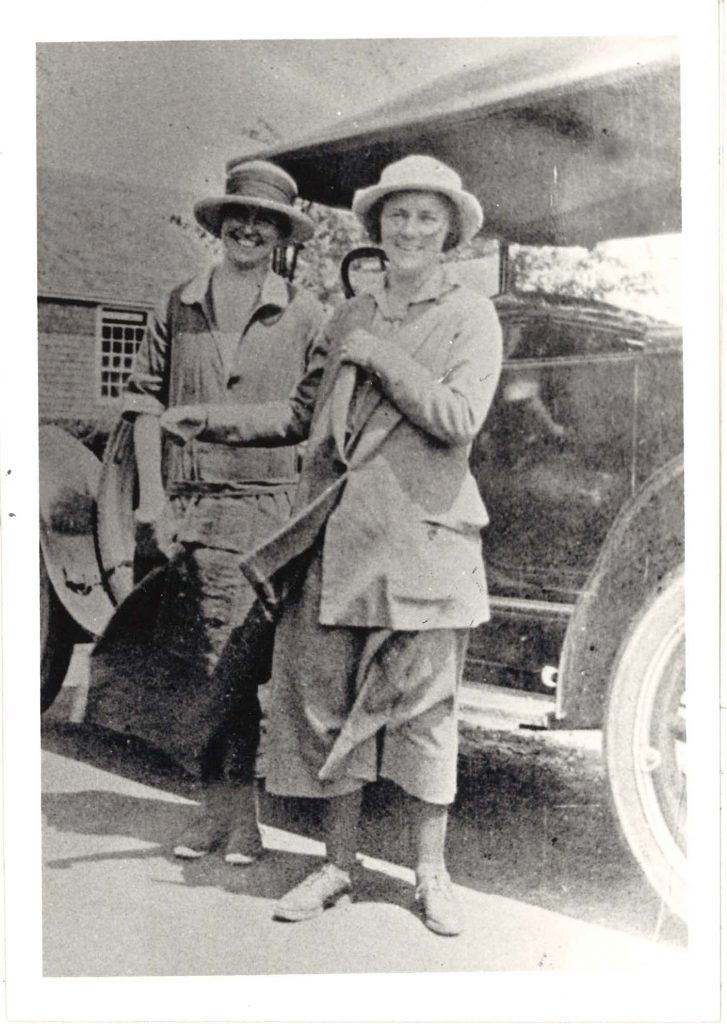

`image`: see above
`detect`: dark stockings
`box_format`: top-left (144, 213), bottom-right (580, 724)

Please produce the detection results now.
top-left (407, 794), bottom-right (449, 876)
top-left (323, 790), bottom-right (363, 873)
top-left (322, 788), bottom-right (449, 878)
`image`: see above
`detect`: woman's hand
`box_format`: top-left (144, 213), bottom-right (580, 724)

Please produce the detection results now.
top-left (134, 500), bottom-right (178, 554)
top-left (159, 404), bottom-right (208, 444)
top-left (133, 500), bottom-right (179, 580)
top-left (339, 328), bottom-right (387, 377)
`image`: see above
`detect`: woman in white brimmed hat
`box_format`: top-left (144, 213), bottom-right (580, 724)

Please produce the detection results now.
top-left (115, 160), bottom-right (323, 865)
top-left (162, 155), bottom-right (503, 936)
top-left (352, 152), bottom-right (484, 253)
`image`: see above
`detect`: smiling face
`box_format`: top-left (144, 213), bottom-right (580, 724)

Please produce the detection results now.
top-left (219, 206), bottom-right (287, 271)
top-left (378, 191), bottom-right (453, 278)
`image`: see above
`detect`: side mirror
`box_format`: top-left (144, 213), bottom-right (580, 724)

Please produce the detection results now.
top-left (341, 247), bottom-right (387, 298)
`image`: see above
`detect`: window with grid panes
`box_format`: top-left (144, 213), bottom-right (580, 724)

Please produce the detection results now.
top-left (98, 306), bottom-right (148, 400)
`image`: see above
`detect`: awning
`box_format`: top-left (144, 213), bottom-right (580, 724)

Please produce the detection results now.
top-left (242, 37), bottom-right (680, 247)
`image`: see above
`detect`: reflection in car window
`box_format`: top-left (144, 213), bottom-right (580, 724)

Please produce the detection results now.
top-left (504, 318), bottom-right (636, 360)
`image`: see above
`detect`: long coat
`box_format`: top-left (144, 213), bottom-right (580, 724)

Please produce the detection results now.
top-left (86, 266), bottom-right (325, 776)
top-left (202, 266), bottom-right (503, 630)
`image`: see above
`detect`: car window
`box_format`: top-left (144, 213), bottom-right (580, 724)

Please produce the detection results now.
top-left (504, 317), bottom-right (640, 360)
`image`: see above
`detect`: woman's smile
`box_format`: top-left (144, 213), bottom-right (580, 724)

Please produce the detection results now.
top-left (380, 191), bottom-right (452, 276)
top-left (220, 210), bottom-right (283, 269)
top-left (229, 232), bottom-right (265, 248)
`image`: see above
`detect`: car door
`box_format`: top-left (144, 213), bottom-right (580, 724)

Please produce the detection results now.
top-left (472, 304), bottom-right (641, 603)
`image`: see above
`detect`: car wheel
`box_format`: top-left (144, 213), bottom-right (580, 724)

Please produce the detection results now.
top-left (603, 566), bottom-right (686, 920)
top-left (40, 551), bottom-right (75, 712)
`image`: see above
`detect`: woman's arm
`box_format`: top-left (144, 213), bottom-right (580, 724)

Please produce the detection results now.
top-left (122, 297), bottom-right (172, 420)
top-left (120, 298), bottom-right (172, 520)
top-left (161, 314), bottom-right (333, 446)
top-left (133, 414), bottom-right (167, 521)
top-left (340, 299), bottom-right (503, 445)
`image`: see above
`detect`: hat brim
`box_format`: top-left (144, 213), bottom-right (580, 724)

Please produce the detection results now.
top-left (352, 182), bottom-right (483, 246)
top-left (194, 196), bottom-right (314, 244)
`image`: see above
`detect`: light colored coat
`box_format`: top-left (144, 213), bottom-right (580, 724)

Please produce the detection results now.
top-left (203, 266), bottom-right (503, 630)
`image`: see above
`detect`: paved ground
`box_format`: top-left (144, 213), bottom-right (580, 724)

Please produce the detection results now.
top-left (42, 750), bottom-right (685, 977)
top-left (41, 651), bottom-right (686, 977)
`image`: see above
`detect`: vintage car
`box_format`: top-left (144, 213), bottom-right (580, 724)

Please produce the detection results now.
top-left (39, 37), bottom-right (685, 919)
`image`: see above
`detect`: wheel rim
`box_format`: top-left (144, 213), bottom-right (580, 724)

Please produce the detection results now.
top-left (632, 616), bottom-right (687, 877)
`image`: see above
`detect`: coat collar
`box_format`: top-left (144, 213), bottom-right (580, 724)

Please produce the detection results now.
top-left (368, 263), bottom-right (459, 320)
top-left (180, 264), bottom-right (291, 311)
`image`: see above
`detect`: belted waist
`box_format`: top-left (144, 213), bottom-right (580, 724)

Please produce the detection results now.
top-left (164, 438), bottom-right (302, 495)
top-left (168, 479), bottom-right (297, 498)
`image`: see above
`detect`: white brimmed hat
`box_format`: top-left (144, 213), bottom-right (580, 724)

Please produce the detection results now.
top-left (194, 160), bottom-right (314, 243)
top-left (352, 155), bottom-right (483, 247)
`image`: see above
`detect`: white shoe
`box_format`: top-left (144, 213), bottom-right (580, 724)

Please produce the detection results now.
top-left (273, 863), bottom-right (353, 921)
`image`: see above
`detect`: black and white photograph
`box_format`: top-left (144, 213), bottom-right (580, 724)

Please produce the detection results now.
top-left (1, 6), bottom-right (721, 1022)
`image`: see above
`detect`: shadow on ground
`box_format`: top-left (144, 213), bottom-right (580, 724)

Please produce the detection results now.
top-left (41, 716), bottom-right (685, 947)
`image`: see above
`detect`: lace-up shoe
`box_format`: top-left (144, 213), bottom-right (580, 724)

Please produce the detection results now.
top-left (223, 821), bottom-right (264, 865)
top-left (173, 813), bottom-right (227, 859)
top-left (415, 868), bottom-right (463, 936)
top-left (273, 863), bottom-right (353, 921)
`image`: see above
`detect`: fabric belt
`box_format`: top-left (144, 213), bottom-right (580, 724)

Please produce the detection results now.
top-left (167, 479), bottom-right (297, 498)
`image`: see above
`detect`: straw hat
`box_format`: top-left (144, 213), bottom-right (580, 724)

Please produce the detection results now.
top-left (352, 155), bottom-right (483, 248)
top-left (194, 160), bottom-right (314, 243)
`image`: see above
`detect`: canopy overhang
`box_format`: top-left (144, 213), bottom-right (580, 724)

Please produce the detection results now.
top-left (243, 38), bottom-right (680, 248)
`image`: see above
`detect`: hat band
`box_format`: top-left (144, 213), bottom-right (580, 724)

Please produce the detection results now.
top-left (225, 170), bottom-right (295, 207)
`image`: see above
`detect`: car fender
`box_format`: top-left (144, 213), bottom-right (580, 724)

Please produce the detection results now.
top-left (553, 454), bottom-right (684, 728)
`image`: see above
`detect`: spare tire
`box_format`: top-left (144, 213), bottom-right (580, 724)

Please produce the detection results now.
top-left (40, 550), bottom-right (75, 711)
top-left (603, 567), bottom-right (686, 920)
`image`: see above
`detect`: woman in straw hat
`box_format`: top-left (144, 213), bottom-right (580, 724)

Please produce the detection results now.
top-left (122, 160), bottom-right (324, 864)
top-left (162, 155), bottom-right (503, 935)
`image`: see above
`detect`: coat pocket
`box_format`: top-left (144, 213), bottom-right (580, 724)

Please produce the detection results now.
top-left (421, 473), bottom-right (489, 532)
top-left (396, 516), bottom-right (488, 618)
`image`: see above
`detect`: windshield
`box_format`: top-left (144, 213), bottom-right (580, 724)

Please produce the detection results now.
top-left (510, 234), bottom-right (681, 325)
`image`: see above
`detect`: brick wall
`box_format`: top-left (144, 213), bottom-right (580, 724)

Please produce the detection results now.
top-left (37, 301), bottom-right (93, 335)
top-left (37, 298), bottom-right (131, 424)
